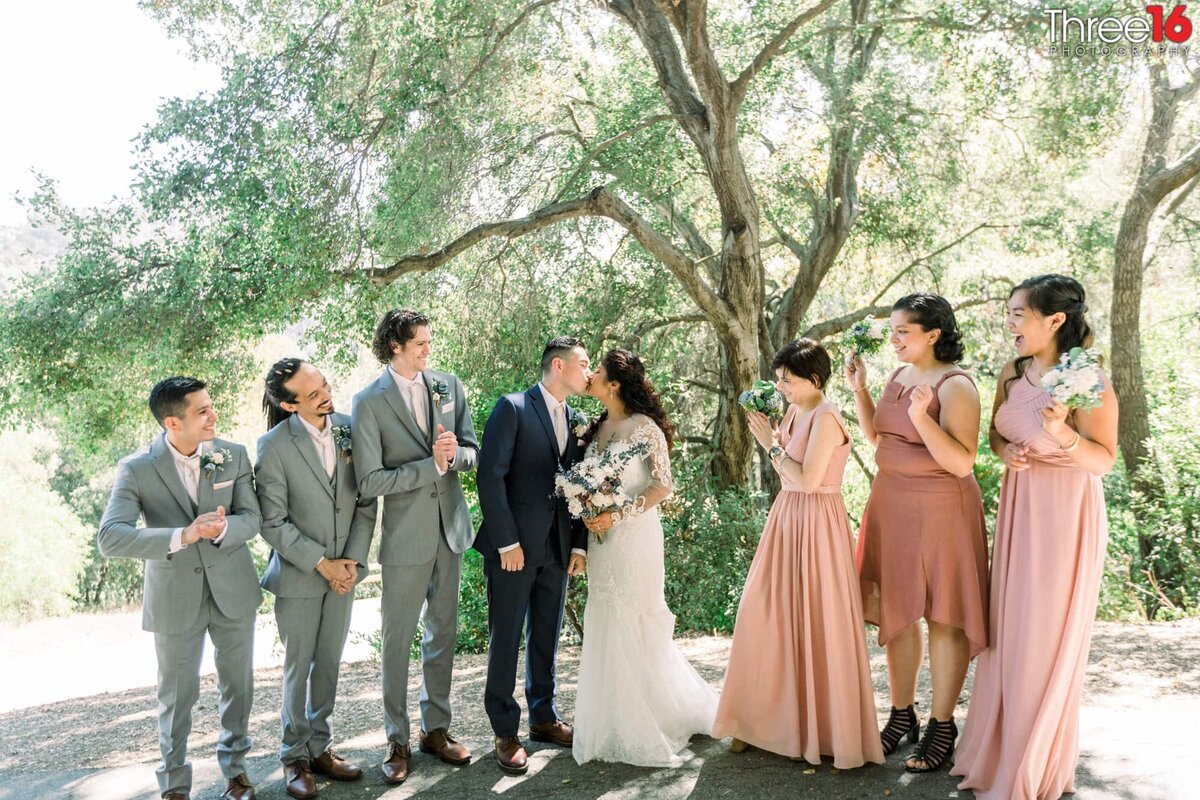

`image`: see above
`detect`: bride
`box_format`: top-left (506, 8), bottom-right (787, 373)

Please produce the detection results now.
top-left (572, 348), bottom-right (718, 767)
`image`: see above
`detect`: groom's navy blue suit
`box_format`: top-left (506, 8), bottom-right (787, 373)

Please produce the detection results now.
top-left (476, 385), bottom-right (586, 736)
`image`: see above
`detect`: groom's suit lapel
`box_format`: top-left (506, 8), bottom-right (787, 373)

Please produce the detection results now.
top-left (527, 386), bottom-right (560, 463)
top-left (378, 368), bottom-right (430, 450)
top-left (150, 433), bottom-right (195, 518)
top-left (561, 402), bottom-right (580, 466)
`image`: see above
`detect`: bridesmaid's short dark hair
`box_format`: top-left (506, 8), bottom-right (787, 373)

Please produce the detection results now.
top-left (771, 339), bottom-right (831, 390)
top-left (892, 292), bottom-right (965, 363)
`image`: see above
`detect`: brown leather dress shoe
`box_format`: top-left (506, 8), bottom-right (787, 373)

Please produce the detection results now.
top-left (283, 761), bottom-right (316, 799)
top-left (419, 728), bottom-right (472, 766)
top-left (494, 736), bottom-right (529, 775)
top-left (529, 719), bottom-right (574, 747)
top-left (381, 742), bottom-right (411, 785)
top-left (312, 749), bottom-right (362, 781)
top-left (221, 773), bottom-right (256, 800)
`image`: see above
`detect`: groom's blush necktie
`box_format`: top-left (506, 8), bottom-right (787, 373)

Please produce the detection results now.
top-left (554, 403), bottom-right (567, 455)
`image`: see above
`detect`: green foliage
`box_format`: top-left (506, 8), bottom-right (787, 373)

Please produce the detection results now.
top-left (661, 456), bottom-right (766, 634)
top-left (0, 429), bottom-right (91, 622)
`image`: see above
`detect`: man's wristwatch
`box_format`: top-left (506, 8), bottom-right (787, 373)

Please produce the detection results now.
top-left (768, 445), bottom-right (785, 462)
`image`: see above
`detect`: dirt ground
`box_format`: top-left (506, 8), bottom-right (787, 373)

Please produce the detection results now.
top-left (0, 609), bottom-right (1195, 799)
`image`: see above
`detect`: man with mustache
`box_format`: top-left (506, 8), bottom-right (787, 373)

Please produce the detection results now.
top-left (257, 358), bottom-right (378, 798)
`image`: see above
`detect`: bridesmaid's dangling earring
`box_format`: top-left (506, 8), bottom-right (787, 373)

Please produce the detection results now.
top-left (609, 387), bottom-right (615, 400)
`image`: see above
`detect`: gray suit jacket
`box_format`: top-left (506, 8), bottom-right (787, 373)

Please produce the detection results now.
top-left (98, 434), bottom-right (263, 634)
top-left (351, 367), bottom-right (478, 566)
top-left (256, 413), bottom-right (378, 597)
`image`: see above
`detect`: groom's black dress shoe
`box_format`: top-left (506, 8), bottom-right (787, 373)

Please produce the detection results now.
top-left (495, 736), bottom-right (529, 775)
top-left (529, 719), bottom-right (574, 747)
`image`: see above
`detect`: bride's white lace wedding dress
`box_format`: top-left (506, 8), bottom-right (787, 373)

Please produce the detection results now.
top-left (572, 414), bottom-right (719, 767)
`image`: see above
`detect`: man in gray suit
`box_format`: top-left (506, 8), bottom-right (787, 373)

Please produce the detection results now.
top-left (351, 308), bottom-right (479, 784)
top-left (98, 376), bottom-right (262, 800)
top-left (257, 358), bottom-right (379, 798)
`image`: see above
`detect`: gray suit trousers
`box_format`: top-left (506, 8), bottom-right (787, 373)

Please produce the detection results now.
top-left (274, 591), bottom-right (356, 763)
top-left (381, 535), bottom-right (461, 744)
top-left (152, 579), bottom-right (255, 797)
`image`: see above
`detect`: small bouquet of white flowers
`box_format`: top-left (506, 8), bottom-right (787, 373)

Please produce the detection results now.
top-left (1041, 347), bottom-right (1105, 410)
top-left (842, 316), bottom-right (889, 358)
top-left (738, 379), bottom-right (784, 420)
top-left (554, 439), bottom-right (650, 543)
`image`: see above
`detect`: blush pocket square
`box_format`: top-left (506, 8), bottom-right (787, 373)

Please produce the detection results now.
top-left (441, 401), bottom-right (455, 414)
top-left (213, 479), bottom-right (235, 490)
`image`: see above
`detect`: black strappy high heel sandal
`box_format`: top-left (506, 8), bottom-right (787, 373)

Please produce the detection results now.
top-left (904, 716), bottom-right (958, 772)
top-left (880, 704), bottom-right (920, 756)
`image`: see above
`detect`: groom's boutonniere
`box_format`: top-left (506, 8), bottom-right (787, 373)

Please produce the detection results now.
top-left (430, 378), bottom-right (451, 406)
top-left (570, 410), bottom-right (590, 446)
top-left (332, 424), bottom-right (353, 462)
top-left (200, 447), bottom-right (232, 478)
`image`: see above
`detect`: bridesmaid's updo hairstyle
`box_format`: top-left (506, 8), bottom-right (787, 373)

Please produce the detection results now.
top-left (892, 292), bottom-right (965, 364)
top-left (584, 348), bottom-right (675, 452)
top-left (1005, 274), bottom-right (1095, 393)
top-left (771, 338), bottom-right (831, 390)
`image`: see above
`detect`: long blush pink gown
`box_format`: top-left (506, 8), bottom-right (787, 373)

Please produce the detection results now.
top-left (712, 402), bottom-right (883, 768)
top-left (951, 370), bottom-right (1109, 800)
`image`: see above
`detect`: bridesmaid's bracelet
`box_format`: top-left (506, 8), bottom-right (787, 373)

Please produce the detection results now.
top-left (1060, 431), bottom-right (1081, 452)
top-left (854, 387), bottom-right (870, 396)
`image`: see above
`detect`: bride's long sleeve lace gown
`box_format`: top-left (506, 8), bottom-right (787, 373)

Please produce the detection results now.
top-left (572, 414), bottom-right (719, 767)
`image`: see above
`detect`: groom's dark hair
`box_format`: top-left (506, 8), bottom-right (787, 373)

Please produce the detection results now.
top-left (541, 336), bottom-right (585, 375)
top-left (371, 308), bottom-right (431, 364)
top-left (149, 376), bottom-right (208, 426)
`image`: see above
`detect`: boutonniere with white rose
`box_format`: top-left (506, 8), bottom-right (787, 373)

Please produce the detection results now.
top-left (430, 378), bottom-right (451, 406)
top-left (200, 447), bottom-right (233, 478)
top-left (570, 409), bottom-right (590, 446)
top-left (332, 424), bottom-right (353, 462)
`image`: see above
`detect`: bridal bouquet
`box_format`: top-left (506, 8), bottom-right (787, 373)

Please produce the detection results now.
top-left (554, 439), bottom-right (650, 543)
top-left (842, 316), bottom-right (889, 358)
top-left (738, 379), bottom-right (784, 420)
top-left (1041, 347), bottom-right (1105, 410)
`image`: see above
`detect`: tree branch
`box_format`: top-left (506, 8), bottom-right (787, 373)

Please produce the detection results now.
top-left (869, 223), bottom-right (1018, 305)
top-left (730, 0), bottom-right (840, 107)
top-left (553, 113), bottom-right (676, 202)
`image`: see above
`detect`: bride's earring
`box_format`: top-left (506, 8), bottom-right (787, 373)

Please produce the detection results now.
top-left (608, 386), bottom-right (615, 400)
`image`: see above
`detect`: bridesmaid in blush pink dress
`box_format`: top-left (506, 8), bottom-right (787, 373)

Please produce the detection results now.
top-left (713, 339), bottom-right (882, 769)
top-left (847, 293), bottom-right (988, 773)
top-left (951, 275), bottom-right (1118, 800)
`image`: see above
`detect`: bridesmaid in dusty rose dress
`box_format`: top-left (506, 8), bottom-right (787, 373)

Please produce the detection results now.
top-left (846, 293), bottom-right (989, 773)
top-left (713, 339), bottom-right (882, 768)
top-left (952, 275), bottom-right (1118, 800)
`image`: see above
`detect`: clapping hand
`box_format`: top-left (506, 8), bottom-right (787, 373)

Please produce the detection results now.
top-left (433, 424), bottom-right (458, 472)
top-left (182, 506), bottom-right (226, 545)
top-left (746, 411), bottom-right (777, 451)
top-left (907, 385), bottom-right (934, 424)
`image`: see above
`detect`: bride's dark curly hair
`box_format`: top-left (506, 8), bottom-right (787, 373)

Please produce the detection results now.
top-left (582, 348), bottom-right (675, 451)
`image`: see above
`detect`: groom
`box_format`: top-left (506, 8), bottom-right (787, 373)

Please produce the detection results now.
top-left (476, 336), bottom-right (591, 774)
top-left (98, 376), bottom-right (262, 800)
